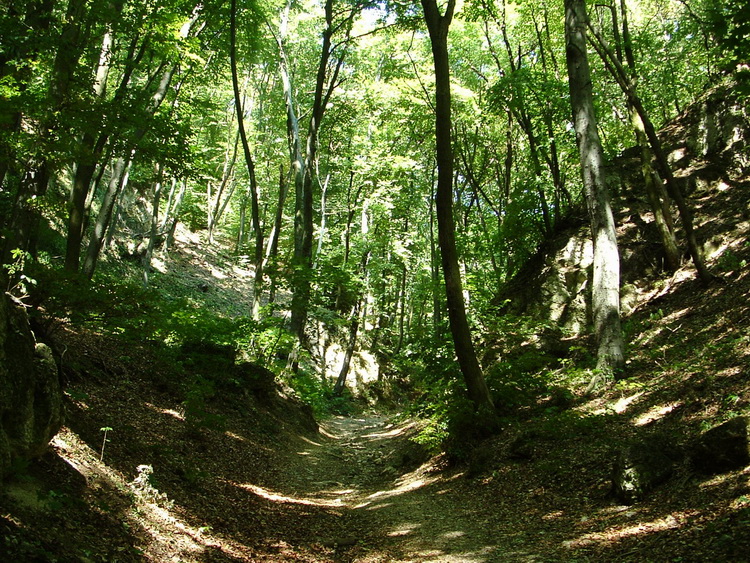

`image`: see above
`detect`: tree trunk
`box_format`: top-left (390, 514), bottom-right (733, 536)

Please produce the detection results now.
top-left (428, 172), bottom-right (443, 338)
top-left (142, 163), bottom-right (164, 288)
top-left (231, 0), bottom-right (264, 320)
top-left (3, 0), bottom-right (85, 262)
top-left (333, 297), bottom-right (363, 396)
top-left (208, 128), bottom-right (239, 245)
top-left (314, 172), bottom-right (330, 267)
top-left (81, 154), bottom-right (132, 279)
top-left (163, 178), bottom-right (187, 252)
top-left (65, 14), bottom-right (119, 272)
top-left (264, 164), bottom-right (289, 304)
top-left (333, 250), bottom-right (371, 395)
top-left (276, 0), bottom-right (308, 343)
top-left (564, 0), bottom-right (625, 388)
top-left (422, 0), bottom-right (494, 412)
top-left (586, 21), bottom-right (712, 282)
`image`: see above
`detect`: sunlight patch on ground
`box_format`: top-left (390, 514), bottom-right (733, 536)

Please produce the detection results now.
top-left (563, 512), bottom-right (687, 548)
top-left (145, 403), bottom-right (185, 421)
top-left (597, 505), bottom-right (640, 518)
top-left (360, 463), bottom-right (439, 507)
top-left (634, 402), bottom-right (682, 426)
top-left (51, 428), bottom-right (252, 561)
top-left (387, 524), bottom-right (419, 537)
top-left (299, 435), bottom-right (323, 446)
top-left (612, 392), bottom-right (644, 414)
top-left (363, 423), bottom-right (413, 439)
top-left (366, 478), bottom-right (430, 500)
top-left (699, 469), bottom-right (749, 489)
top-left (661, 306), bottom-right (692, 324)
top-left (235, 482), bottom-right (346, 507)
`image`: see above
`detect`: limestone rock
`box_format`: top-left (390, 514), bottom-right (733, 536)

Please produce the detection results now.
top-left (692, 417), bottom-right (750, 474)
top-left (612, 439), bottom-right (675, 504)
top-left (0, 293), bottom-right (63, 480)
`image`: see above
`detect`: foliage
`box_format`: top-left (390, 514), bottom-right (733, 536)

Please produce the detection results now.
top-left (286, 371), bottom-right (357, 417)
top-left (3, 248), bottom-right (36, 299)
top-left (0, 0), bottom-right (736, 460)
top-left (702, 0), bottom-right (750, 71)
top-left (395, 337), bottom-right (500, 458)
top-left (182, 375), bottom-right (227, 432)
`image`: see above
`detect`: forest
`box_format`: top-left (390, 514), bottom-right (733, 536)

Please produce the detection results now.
top-left (1, 0), bottom-right (749, 561)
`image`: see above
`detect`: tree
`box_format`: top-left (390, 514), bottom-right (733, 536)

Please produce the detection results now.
top-left (564, 0), bottom-right (624, 388)
top-left (587, 5), bottom-right (711, 281)
top-left (230, 0), bottom-right (264, 319)
top-left (421, 0), bottom-right (494, 411)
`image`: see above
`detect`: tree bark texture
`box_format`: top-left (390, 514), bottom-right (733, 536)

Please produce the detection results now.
top-left (564, 0), bottom-right (625, 382)
top-left (422, 0), bottom-right (494, 411)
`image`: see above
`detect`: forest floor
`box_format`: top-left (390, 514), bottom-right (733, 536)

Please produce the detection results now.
top-left (3, 179), bottom-right (750, 562)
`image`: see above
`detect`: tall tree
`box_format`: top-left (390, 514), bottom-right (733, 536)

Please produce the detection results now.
top-left (82, 6), bottom-right (205, 279)
top-left (421, 0), bottom-right (494, 411)
top-left (564, 0), bottom-right (624, 388)
top-left (586, 14), bottom-right (712, 282)
top-left (230, 0), bottom-right (264, 319)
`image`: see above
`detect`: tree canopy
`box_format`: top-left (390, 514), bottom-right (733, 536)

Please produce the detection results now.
top-left (0, 0), bottom-right (736, 416)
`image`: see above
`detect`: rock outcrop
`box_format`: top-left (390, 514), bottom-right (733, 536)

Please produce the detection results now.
top-left (692, 416), bottom-right (750, 474)
top-left (494, 75), bottom-right (749, 339)
top-left (0, 293), bottom-right (63, 480)
top-left (612, 437), bottom-right (676, 504)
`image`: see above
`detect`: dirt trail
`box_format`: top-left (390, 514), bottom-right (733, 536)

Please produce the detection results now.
top-left (273, 415), bottom-right (538, 563)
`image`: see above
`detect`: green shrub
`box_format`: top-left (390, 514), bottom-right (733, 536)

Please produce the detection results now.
top-left (182, 376), bottom-right (227, 432)
top-left (286, 371), bottom-right (356, 417)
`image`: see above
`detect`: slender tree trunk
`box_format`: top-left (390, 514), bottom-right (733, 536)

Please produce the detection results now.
top-left (231, 0), bottom-right (264, 319)
top-left (333, 297), bottom-right (363, 396)
top-left (159, 176), bottom-right (178, 233)
top-left (81, 154), bottom-right (132, 279)
top-left (428, 174), bottom-right (442, 338)
top-left (264, 164), bottom-right (289, 304)
top-left (276, 0), bottom-right (307, 342)
top-left (602, 1), bottom-right (679, 272)
top-left (396, 262), bottom-right (408, 354)
top-left (142, 163), bottom-right (164, 288)
top-left (208, 129), bottom-right (239, 245)
top-left (343, 171), bottom-right (362, 265)
top-left (586, 22), bottom-right (712, 282)
top-left (163, 178), bottom-right (187, 252)
top-left (65, 16), bottom-right (120, 272)
top-left (565, 0), bottom-right (625, 388)
top-left (77, 7), bottom-right (202, 276)
top-left (314, 172), bottom-right (330, 267)
top-left (3, 0), bottom-right (87, 262)
top-left (333, 250), bottom-right (370, 395)
top-left (422, 0), bottom-right (494, 411)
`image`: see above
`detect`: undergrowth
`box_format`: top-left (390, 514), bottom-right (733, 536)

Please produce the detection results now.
top-left (26, 261), bottom-right (360, 423)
